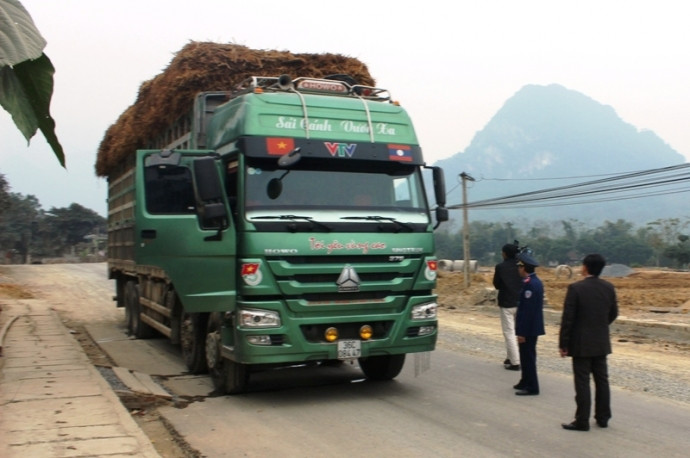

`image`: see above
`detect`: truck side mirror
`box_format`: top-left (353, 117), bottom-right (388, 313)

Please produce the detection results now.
top-left (435, 207), bottom-right (449, 227)
top-left (431, 166), bottom-right (446, 208)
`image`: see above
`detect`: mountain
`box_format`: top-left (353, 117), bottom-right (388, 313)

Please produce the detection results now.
top-left (433, 84), bottom-right (687, 225)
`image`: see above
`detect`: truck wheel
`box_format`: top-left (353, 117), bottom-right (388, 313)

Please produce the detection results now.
top-left (206, 313), bottom-right (248, 394)
top-left (358, 354), bottom-right (406, 380)
top-left (127, 282), bottom-right (153, 339)
top-left (181, 311), bottom-right (208, 374)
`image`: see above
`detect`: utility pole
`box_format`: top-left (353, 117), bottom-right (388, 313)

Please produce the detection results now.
top-left (460, 172), bottom-right (475, 288)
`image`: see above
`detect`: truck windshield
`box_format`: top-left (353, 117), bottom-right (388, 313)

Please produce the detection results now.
top-left (243, 159), bottom-right (430, 224)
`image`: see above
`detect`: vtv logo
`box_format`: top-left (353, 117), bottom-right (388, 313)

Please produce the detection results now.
top-left (325, 142), bottom-right (356, 158)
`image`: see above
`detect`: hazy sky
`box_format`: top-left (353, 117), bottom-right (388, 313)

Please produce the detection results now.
top-left (2, 0), bottom-right (689, 216)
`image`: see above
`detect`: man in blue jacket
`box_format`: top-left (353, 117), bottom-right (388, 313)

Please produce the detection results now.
top-left (559, 253), bottom-right (618, 431)
top-left (513, 250), bottom-right (544, 396)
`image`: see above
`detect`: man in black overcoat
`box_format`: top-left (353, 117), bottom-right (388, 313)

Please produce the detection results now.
top-left (559, 254), bottom-right (618, 431)
top-left (493, 243), bottom-right (523, 370)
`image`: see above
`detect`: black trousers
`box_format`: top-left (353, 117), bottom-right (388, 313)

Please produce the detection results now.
top-left (518, 336), bottom-right (539, 393)
top-left (572, 355), bottom-right (611, 424)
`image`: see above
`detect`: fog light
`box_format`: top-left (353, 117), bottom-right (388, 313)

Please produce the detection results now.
top-left (418, 325), bottom-right (435, 336)
top-left (359, 325), bottom-right (373, 340)
top-left (325, 327), bottom-right (338, 342)
top-left (247, 335), bottom-right (272, 345)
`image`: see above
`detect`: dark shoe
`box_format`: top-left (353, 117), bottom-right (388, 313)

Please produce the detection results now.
top-left (562, 421), bottom-right (589, 431)
top-left (515, 389), bottom-right (539, 396)
top-left (596, 419), bottom-right (608, 428)
top-left (513, 383), bottom-right (525, 390)
top-left (503, 359), bottom-right (510, 365)
top-left (504, 364), bottom-right (520, 371)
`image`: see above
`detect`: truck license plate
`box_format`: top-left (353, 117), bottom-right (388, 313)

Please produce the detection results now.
top-left (337, 339), bottom-right (361, 360)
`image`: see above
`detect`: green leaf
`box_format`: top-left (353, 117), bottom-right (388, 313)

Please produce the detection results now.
top-left (0, 63), bottom-right (37, 138)
top-left (0, 54), bottom-right (65, 167)
top-left (0, 0), bottom-right (46, 66)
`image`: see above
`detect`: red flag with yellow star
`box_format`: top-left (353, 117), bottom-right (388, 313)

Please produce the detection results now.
top-left (266, 137), bottom-right (295, 155)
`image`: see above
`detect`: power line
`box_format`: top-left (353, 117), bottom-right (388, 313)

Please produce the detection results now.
top-left (477, 171), bottom-right (644, 182)
top-left (446, 163), bottom-right (690, 210)
top-left (473, 170), bottom-right (689, 208)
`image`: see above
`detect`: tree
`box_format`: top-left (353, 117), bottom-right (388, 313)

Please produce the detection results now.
top-left (645, 218), bottom-right (690, 266)
top-left (43, 204), bottom-right (106, 254)
top-left (0, 192), bottom-right (41, 263)
top-left (0, 173), bottom-right (10, 213)
top-left (0, 0), bottom-right (64, 166)
top-left (664, 235), bottom-right (690, 269)
top-left (0, 174), bottom-right (106, 262)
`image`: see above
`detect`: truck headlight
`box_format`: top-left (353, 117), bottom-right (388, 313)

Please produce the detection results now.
top-left (239, 309), bottom-right (281, 328)
top-left (411, 302), bottom-right (437, 320)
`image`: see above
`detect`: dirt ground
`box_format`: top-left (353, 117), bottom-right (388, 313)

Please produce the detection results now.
top-left (436, 267), bottom-right (690, 322)
top-left (435, 267), bottom-right (690, 376)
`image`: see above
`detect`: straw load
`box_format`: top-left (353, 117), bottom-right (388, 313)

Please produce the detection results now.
top-left (95, 41), bottom-right (375, 176)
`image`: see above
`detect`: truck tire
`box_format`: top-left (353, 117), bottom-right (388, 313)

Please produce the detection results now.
top-left (126, 281), bottom-right (153, 339)
top-left (206, 313), bottom-right (248, 394)
top-left (181, 311), bottom-right (208, 374)
top-left (358, 354), bottom-right (406, 380)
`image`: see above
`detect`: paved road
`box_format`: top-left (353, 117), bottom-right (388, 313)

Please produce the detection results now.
top-left (95, 334), bottom-right (690, 457)
top-left (4, 263), bottom-right (690, 457)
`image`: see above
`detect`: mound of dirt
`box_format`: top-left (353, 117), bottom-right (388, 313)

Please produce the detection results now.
top-left (436, 268), bottom-right (690, 321)
top-left (95, 41), bottom-right (375, 177)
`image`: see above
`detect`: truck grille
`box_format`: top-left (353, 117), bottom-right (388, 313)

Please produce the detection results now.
top-left (265, 254), bottom-right (423, 302)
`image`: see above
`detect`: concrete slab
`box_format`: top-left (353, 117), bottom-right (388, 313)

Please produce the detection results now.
top-left (10, 423), bottom-right (138, 445)
top-left (0, 345), bottom-right (83, 358)
top-left (111, 367), bottom-right (172, 399)
top-left (1, 366), bottom-right (91, 382)
top-left (162, 374), bottom-right (214, 398)
top-left (112, 366), bottom-right (151, 394)
top-left (0, 301), bottom-right (161, 458)
top-left (5, 436), bottom-right (144, 457)
top-left (91, 335), bottom-right (187, 376)
top-left (1, 375), bottom-right (104, 402)
top-left (132, 371), bottom-right (173, 399)
top-left (86, 322), bottom-right (130, 343)
top-left (1, 395), bottom-right (128, 430)
top-left (2, 357), bottom-right (89, 369)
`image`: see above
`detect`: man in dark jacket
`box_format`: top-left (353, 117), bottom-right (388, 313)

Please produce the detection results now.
top-left (513, 250), bottom-right (544, 396)
top-left (559, 253), bottom-right (618, 431)
top-left (493, 243), bottom-right (523, 370)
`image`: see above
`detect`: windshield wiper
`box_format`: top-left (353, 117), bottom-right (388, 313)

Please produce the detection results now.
top-left (340, 215), bottom-right (414, 232)
top-left (252, 214), bottom-right (332, 232)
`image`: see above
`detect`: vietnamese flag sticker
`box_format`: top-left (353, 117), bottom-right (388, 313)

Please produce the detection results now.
top-left (266, 137), bottom-right (295, 155)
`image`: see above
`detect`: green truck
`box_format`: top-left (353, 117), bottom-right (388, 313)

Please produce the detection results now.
top-left (106, 75), bottom-right (448, 393)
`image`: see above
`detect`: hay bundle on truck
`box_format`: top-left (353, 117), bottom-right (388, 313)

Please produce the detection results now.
top-left (98, 41), bottom-right (448, 394)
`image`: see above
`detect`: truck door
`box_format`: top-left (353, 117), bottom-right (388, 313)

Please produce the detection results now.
top-left (135, 150), bottom-right (237, 313)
